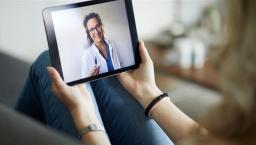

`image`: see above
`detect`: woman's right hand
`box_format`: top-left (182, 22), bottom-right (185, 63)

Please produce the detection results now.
top-left (118, 41), bottom-right (162, 109)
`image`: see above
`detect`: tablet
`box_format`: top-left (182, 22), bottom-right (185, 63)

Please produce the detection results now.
top-left (43, 0), bottom-right (140, 85)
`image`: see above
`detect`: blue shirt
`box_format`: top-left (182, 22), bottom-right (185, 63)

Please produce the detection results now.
top-left (106, 43), bottom-right (114, 71)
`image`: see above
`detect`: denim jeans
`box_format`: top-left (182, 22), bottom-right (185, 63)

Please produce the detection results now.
top-left (15, 51), bottom-right (174, 145)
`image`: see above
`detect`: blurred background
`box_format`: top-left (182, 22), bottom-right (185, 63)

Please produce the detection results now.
top-left (0, 0), bottom-right (222, 121)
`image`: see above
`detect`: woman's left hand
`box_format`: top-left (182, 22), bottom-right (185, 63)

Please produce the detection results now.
top-left (118, 41), bottom-right (162, 109)
top-left (47, 67), bottom-right (99, 130)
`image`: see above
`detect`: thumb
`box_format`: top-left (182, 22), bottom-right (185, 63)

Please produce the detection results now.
top-left (139, 41), bottom-right (151, 63)
top-left (47, 66), bottom-right (66, 89)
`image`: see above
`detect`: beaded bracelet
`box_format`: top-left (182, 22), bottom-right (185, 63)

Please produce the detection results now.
top-left (144, 93), bottom-right (169, 117)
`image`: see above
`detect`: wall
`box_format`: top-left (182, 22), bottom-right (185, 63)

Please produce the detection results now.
top-left (0, 0), bottom-right (216, 63)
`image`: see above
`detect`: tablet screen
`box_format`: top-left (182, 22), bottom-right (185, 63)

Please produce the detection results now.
top-left (43, 0), bottom-right (139, 85)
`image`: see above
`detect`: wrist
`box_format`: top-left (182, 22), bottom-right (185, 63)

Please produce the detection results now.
top-left (148, 97), bottom-right (170, 118)
top-left (138, 85), bottom-right (163, 109)
top-left (71, 106), bottom-right (100, 131)
top-left (145, 93), bottom-right (169, 117)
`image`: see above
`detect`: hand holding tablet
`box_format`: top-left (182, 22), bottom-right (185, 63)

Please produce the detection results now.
top-left (43, 0), bottom-right (140, 85)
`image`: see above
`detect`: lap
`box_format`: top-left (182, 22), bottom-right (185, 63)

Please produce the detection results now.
top-left (16, 51), bottom-right (173, 145)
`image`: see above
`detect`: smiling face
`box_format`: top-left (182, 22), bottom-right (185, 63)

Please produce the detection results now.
top-left (87, 18), bottom-right (104, 44)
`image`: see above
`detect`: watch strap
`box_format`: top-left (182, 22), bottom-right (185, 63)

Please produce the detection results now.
top-left (80, 124), bottom-right (104, 137)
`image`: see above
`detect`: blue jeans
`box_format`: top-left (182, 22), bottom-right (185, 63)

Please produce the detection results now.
top-left (15, 51), bottom-right (173, 145)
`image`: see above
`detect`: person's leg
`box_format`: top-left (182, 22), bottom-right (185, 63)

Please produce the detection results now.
top-left (91, 77), bottom-right (174, 145)
top-left (15, 63), bottom-right (46, 123)
top-left (15, 51), bottom-right (105, 139)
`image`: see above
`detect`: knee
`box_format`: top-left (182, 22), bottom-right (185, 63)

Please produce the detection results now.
top-left (30, 50), bottom-right (50, 74)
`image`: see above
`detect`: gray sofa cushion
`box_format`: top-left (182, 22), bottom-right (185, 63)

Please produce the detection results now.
top-left (0, 104), bottom-right (82, 145)
top-left (0, 52), bottom-right (30, 108)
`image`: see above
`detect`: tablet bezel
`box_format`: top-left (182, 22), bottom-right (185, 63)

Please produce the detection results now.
top-left (43, 0), bottom-right (140, 85)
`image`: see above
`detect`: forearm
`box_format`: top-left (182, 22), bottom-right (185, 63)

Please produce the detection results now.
top-left (137, 87), bottom-right (199, 142)
top-left (150, 98), bottom-right (199, 141)
top-left (71, 107), bottom-right (111, 145)
top-left (47, 66), bottom-right (111, 145)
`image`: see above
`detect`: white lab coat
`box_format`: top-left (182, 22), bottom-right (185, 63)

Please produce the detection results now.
top-left (81, 39), bottom-right (121, 78)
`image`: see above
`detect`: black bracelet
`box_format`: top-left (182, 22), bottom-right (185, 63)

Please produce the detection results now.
top-left (144, 93), bottom-right (169, 117)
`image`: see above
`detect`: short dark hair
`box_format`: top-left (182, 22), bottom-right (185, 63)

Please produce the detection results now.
top-left (83, 12), bottom-right (103, 45)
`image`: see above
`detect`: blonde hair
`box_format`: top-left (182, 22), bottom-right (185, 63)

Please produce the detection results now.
top-left (180, 0), bottom-right (256, 144)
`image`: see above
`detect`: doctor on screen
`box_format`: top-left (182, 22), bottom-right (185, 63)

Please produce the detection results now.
top-left (81, 12), bottom-right (121, 78)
